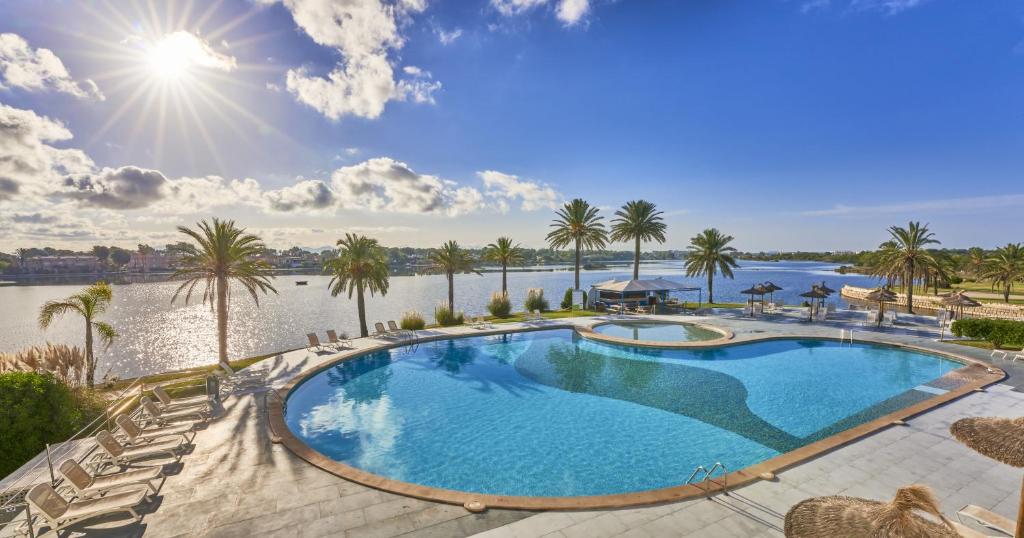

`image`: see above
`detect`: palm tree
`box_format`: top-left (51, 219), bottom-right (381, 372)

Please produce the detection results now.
top-left (684, 228), bottom-right (739, 304)
top-left (546, 198), bottom-right (608, 290)
top-left (872, 222), bottom-right (939, 314)
top-left (325, 234), bottom-right (390, 337)
top-left (482, 237), bottom-right (524, 296)
top-left (38, 282), bottom-right (117, 389)
top-left (610, 200), bottom-right (667, 280)
top-left (428, 240), bottom-right (480, 312)
top-left (980, 243), bottom-right (1024, 303)
top-left (171, 219), bottom-right (277, 368)
top-left (964, 247), bottom-right (987, 279)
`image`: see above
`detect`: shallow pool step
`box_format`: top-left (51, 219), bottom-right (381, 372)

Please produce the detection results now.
top-left (913, 384), bottom-right (948, 395)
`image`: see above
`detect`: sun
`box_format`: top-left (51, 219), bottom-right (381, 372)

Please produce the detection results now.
top-left (146, 35), bottom-right (193, 80)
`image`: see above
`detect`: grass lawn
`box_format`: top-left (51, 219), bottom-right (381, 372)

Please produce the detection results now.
top-left (946, 339), bottom-right (1023, 352)
top-left (101, 349), bottom-right (298, 398)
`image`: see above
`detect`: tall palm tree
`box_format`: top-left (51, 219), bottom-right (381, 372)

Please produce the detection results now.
top-left (38, 282), bottom-right (117, 389)
top-left (171, 219), bottom-right (277, 368)
top-left (684, 228), bottom-right (739, 304)
top-left (610, 200), bottom-right (667, 280)
top-left (428, 240), bottom-right (479, 312)
top-left (872, 222), bottom-right (939, 314)
top-left (964, 247), bottom-right (987, 279)
top-left (981, 243), bottom-right (1024, 303)
top-left (325, 234), bottom-right (390, 337)
top-left (482, 237), bottom-right (524, 296)
top-left (546, 198), bottom-right (608, 290)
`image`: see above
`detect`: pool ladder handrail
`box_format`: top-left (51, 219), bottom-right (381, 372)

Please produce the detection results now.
top-left (839, 328), bottom-right (854, 345)
top-left (686, 462), bottom-right (729, 497)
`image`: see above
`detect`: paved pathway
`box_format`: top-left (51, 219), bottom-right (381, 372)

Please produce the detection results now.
top-left (14, 309), bottom-right (1023, 537)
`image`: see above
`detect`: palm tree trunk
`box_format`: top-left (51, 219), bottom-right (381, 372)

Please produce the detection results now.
top-left (217, 275), bottom-right (229, 367)
top-left (707, 272), bottom-right (714, 304)
top-left (356, 285), bottom-right (368, 337)
top-left (1005, 284), bottom-right (1011, 303)
top-left (501, 262), bottom-right (508, 296)
top-left (633, 237), bottom-right (640, 280)
top-left (574, 240), bottom-right (581, 290)
top-left (906, 262), bottom-right (915, 314)
top-left (448, 272), bottom-right (455, 312)
top-left (85, 319), bottom-right (95, 389)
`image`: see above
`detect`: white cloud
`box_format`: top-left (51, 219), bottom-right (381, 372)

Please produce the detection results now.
top-left (394, 66), bottom-right (441, 104)
top-left (331, 157), bottom-right (484, 216)
top-left (492, 0), bottom-right (592, 26)
top-left (556, 0), bottom-right (590, 25)
top-left (63, 166), bottom-right (169, 210)
top-left (0, 33), bottom-right (104, 100)
top-left (803, 0), bottom-right (931, 14)
top-left (0, 103), bottom-right (94, 200)
top-left (273, 0), bottom-right (438, 120)
top-left (437, 27), bottom-right (463, 45)
top-left (802, 194), bottom-right (1024, 217)
top-left (264, 179), bottom-right (336, 212)
top-left (478, 170), bottom-right (560, 212)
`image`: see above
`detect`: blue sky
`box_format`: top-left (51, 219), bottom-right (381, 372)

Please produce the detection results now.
top-left (1, 0), bottom-right (1022, 252)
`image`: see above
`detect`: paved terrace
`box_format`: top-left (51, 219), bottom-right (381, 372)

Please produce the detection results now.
top-left (17, 308), bottom-right (1024, 537)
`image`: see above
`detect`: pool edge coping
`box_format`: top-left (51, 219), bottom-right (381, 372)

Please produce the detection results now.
top-left (265, 322), bottom-right (1006, 511)
top-left (575, 319), bottom-right (735, 348)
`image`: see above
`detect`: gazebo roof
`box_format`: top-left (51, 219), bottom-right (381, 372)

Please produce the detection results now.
top-left (590, 278), bottom-right (699, 293)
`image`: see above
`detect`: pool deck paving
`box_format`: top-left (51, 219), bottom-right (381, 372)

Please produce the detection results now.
top-left (13, 308), bottom-right (1024, 537)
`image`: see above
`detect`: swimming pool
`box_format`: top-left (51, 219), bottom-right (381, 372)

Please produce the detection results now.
top-left (283, 329), bottom-right (963, 500)
top-left (590, 321), bottom-right (722, 342)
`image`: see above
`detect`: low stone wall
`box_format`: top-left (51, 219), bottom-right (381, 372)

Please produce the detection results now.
top-left (841, 285), bottom-right (1024, 321)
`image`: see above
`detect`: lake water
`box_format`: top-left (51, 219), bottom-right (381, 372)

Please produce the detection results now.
top-left (0, 261), bottom-right (880, 378)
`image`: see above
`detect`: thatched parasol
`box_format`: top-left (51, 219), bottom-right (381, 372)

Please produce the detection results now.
top-left (941, 291), bottom-right (981, 321)
top-left (951, 416), bottom-right (1024, 537)
top-left (740, 285), bottom-right (767, 317)
top-left (762, 281), bottom-right (783, 303)
top-left (864, 287), bottom-right (898, 327)
top-left (800, 288), bottom-right (829, 321)
top-left (817, 281), bottom-right (836, 295)
top-left (784, 484), bottom-right (962, 538)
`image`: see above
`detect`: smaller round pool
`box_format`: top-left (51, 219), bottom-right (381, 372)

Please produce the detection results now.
top-left (591, 321), bottom-right (722, 343)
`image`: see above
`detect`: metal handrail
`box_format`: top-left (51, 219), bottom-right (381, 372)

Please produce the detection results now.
top-left (702, 462), bottom-right (728, 495)
top-left (685, 466), bottom-right (708, 486)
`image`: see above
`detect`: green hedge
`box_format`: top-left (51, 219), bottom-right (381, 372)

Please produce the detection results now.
top-left (0, 372), bottom-right (100, 477)
top-left (951, 318), bottom-right (1024, 348)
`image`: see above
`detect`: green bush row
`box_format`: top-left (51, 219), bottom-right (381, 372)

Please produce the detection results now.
top-left (524, 290), bottom-right (549, 313)
top-left (400, 311), bottom-right (426, 330)
top-left (0, 372), bottom-right (104, 477)
top-left (487, 293), bottom-right (512, 318)
top-left (951, 318), bottom-right (1024, 348)
top-left (434, 304), bottom-right (465, 326)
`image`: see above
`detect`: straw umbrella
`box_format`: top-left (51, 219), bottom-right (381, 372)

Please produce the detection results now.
top-left (864, 287), bottom-right (898, 327)
top-left (950, 416), bottom-right (1024, 537)
top-left (762, 281), bottom-right (783, 304)
top-left (740, 285), bottom-right (766, 317)
top-left (941, 290), bottom-right (981, 322)
top-left (784, 484), bottom-right (962, 538)
top-left (800, 288), bottom-right (829, 321)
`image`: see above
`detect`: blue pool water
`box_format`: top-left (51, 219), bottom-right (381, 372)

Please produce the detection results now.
top-left (592, 321), bottom-right (721, 342)
top-left (284, 329), bottom-right (961, 497)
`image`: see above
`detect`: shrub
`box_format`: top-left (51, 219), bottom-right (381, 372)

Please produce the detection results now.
top-left (0, 372), bottom-right (101, 477)
top-left (0, 343), bottom-right (86, 388)
top-left (400, 311), bottom-right (425, 330)
top-left (951, 318), bottom-right (1024, 348)
top-left (434, 304), bottom-right (465, 326)
top-left (559, 288), bottom-right (588, 309)
top-left (487, 292), bottom-right (512, 318)
top-left (948, 275), bottom-right (963, 284)
top-left (524, 289), bottom-right (549, 313)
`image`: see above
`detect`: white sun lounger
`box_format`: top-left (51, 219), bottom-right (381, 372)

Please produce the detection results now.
top-left (152, 386), bottom-right (210, 414)
top-left (59, 459), bottom-right (161, 499)
top-left (373, 322), bottom-right (392, 339)
top-left (27, 483), bottom-right (148, 534)
top-left (307, 333), bottom-right (325, 352)
top-left (326, 330), bottom-right (349, 350)
top-left (957, 504), bottom-right (1014, 536)
top-left (95, 430), bottom-right (182, 467)
top-left (140, 396), bottom-right (207, 425)
top-left (990, 349), bottom-right (1008, 360)
top-left (115, 414), bottom-right (195, 446)
top-left (387, 320), bottom-right (410, 338)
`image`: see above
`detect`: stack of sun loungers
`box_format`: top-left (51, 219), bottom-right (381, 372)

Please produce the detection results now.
top-left (23, 387), bottom-right (210, 535)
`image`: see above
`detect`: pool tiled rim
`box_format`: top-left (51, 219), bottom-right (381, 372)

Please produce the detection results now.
top-left (266, 322), bottom-right (1005, 512)
top-left (575, 319), bottom-right (735, 348)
